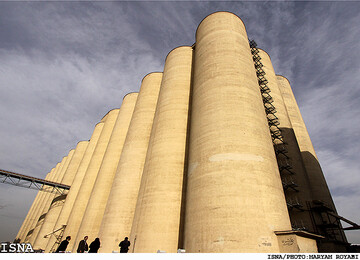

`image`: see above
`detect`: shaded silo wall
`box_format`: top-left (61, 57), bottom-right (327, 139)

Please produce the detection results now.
top-left (276, 76), bottom-right (335, 207)
top-left (24, 163), bottom-right (60, 243)
top-left (258, 50), bottom-right (315, 232)
top-left (72, 93), bottom-right (138, 251)
top-left (18, 170), bottom-right (53, 242)
top-left (16, 194), bottom-right (39, 241)
top-left (33, 150), bottom-right (75, 249)
top-left (45, 123), bottom-right (104, 252)
top-left (63, 109), bottom-right (120, 251)
top-left (184, 12), bottom-right (292, 253)
top-left (33, 141), bottom-right (88, 250)
top-left (276, 76), bottom-right (347, 250)
top-left (129, 46), bottom-right (193, 253)
top-left (98, 72), bottom-right (162, 253)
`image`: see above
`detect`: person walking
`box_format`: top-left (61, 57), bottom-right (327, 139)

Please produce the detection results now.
top-left (88, 238), bottom-right (100, 253)
top-left (55, 236), bottom-right (71, 253)
top-left (119, 237), bottom-right (130, 253)
top-left (76, 236), bottom-right (89, 253)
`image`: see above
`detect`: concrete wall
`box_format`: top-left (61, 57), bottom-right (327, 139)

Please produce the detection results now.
top-left (32, 149), bottom-right (75, 249)
top-left (25, 162), bottom-right (62, 244)
top-left (31, 151), bottom-right (73, 249)
top-left (276, 75), bottom-right (347, 250)
top-left (32, 141), bottom-right (88, 251)
top-left (98, 73), bottom-right (162, 253)
top-left (276, 76), bottom-right (335, 208)
top-left (44, 124), bottom-right (103, 252)
top-left (184, 12), bottom-right (292, 253)
top-left (129, 46), bottom-right (193, 253)
top-left (16, 11), bottom-right (345, 253)
top-left (258, 50), bottom-right (315, 232)
top-left (17, 170), bottom-right (53, 242)
top-left (63, 109), bottom-right (119, 251)
top-left (72, 93), bottom-right (138, 251)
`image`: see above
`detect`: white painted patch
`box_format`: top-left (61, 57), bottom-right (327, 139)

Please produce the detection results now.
top-left (209, 153), bottom-right (264, 162)
top-left (188, 162), bottom-right (198, 176)
top-left (259, 237), bottom-right (272, 247)
top-left (214, 237), bottom-right (225, 245)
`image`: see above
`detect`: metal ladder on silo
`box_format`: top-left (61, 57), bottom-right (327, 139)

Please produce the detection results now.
top-left (249, 40), bottom-right (304, 230)
top-left (44, 224), bottom-right (67, 253)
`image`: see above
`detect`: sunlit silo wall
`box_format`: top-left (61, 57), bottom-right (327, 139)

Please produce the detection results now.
top-left (62, 109), bottom-right (120, 251)
top-left (45, 124), bottom-right (103, 252)
top-left (72, 93), bottom-right (138, 252)
top-left (129, 46), bottom-right (192, 253)
top-left (16, 11), bottom-right (347, 253)
top-left (184, 12), bottom-right (292, 253)
top-left (98, 72), bottom-right (162, 253)
top-left (18, 169), bottom-right (54, 242)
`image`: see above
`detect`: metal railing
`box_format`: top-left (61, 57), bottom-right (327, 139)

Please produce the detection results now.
top-left (0, 168), bottom-right (70, 194)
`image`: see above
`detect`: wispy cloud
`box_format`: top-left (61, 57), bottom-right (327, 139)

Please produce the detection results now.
top-left (0, 205), bottom-right (8, 210)
top-left (0, 2), bottom-right (359, 244)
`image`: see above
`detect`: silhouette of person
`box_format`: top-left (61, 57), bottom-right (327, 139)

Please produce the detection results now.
top-left (55, 236), bottom-right (71, 253)
top-left (77, 236), bottom-right (89, 253)
top-left (88, 238), bottom-right (100, 253)
top-left (119, 237), bottom-right (130, 253)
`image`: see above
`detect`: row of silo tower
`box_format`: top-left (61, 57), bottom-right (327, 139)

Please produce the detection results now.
top-left (16, 11), bottom-right (348, 253)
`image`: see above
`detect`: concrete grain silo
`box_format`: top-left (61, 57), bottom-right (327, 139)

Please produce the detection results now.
top-left (17, 169), bottom-right (54, 242)
top-left (129, 46), bottom-right (193, 253)
top-left (98, 73), bottom-right (162, 253)
top-left (14, 11), bottom-right (350, 253)
top-left (32, 150), bottom-right (75, 249)
top-left (276, 76), bottom-right (348, 252)
top-left (32, 141), bottom-right (88, 251)
top-left (25, 162), bottom-right (62, 244)
top-left (62, 109), bottom-right (120, 251)
top-left (25, 167), bottom-right (59, 242)
top-left (72, 93), bottom-right (138, 251)
top-left (184, 12), bottom-right (293, 253)
top-left (44, 124), bottom-right (104, 252)
top-left (32, 150), bottom-right (74, 249)
top-left (258, 50), bottom-right (315, 233)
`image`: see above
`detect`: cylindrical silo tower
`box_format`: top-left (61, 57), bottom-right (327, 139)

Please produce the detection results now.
top-left (17, 194), bottom-right (39, 241)
top-left (32, 141), bottom-right (88, 251)
top-left (276, 76), bottom-right (335, 208)
top-left (24, 163), bottom-right (60, 243)
top-left (63, 109), bottom-right (119, 251)
top-left (98, 72), bottom-right (162, 253)
top-left (16, 171), bottom-right (51, 242)
top-left (45, 123), bottom-right (104, 252)
top-left (17, 169), bottom-right (53, 242)
top-left (33, 149), bottom-right (75, 249)
top-left (72, 93), bottom-right (138, 251)
top-left (184, 12), bottom-right (292, 252)
top-left (16, 198), bottom-right (36, 241)
top-left (29, 154), bottom-right (70, 245)
top-left (276, 75), bottom-right (347, 252)
top-left (258, 50), bottom-right (315, 233)
top-left (13, 10), bottom-right (353, 254)
top-left (129, 46), bottom-right (193, 253)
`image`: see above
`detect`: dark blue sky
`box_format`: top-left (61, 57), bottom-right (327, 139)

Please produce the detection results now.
top-left (0, 1), bottom-right (359, 244)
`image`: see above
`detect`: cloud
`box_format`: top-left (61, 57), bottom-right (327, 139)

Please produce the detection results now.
top-left (0, 3), bottom-right (165, 177)
top-left (0, 1), bottom-right (359, 245)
